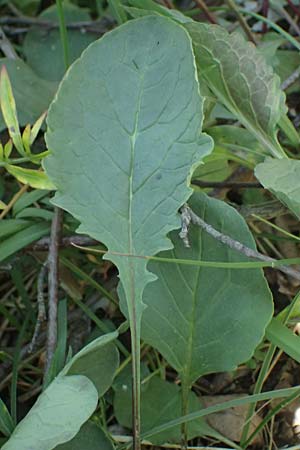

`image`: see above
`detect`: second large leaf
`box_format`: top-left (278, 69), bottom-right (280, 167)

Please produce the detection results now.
top-left (141, 192), bottom-right (273, 385)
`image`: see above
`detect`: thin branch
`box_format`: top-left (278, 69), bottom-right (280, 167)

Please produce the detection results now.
top-left (286, 0), bottom-right (300, 18)
top-left (194, 0), bottom-right (218, 24)
top-left (225, 0), bottom-right (257, 44)
top-left (262, 0), bottom-right (269, 33)
top-left (45, 207), bottom-right (63, 374)
top-left (281, 65), bottom-right (300, 90)
top-left (0, 16), bottom-right (113, 34)
top-left (0, 184), bottom-right (28, 220)
top-left (271, 3), bottom-right (300, 36)
top-left (25, 201), bottom-right (286, 252)
top-left (28, 235), bottom-right (98, 251)
top-left (191, 180), bottom-right (262, 189)
top-left (180, 204), bottom-right (300, 282)
top-left (28, 262), bottom-right (47, 353)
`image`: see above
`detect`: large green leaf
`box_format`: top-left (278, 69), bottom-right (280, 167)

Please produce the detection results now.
top-left (55, 421), bottom-right (114, 450)
top-left (114, 375), bottom-right (211, 444)
top-left (23, 2), bottom-right (95, 82)
top-left (185, 22), bottom-right (287, 159)
top-left (44, 14), bottom-right (213, 431)
top-left (0, 58), bottom-right (56, 132)
top-left (255, 158), bottom-right (300, 219)
top-left (2, 375), bottom-right (98, 450)
top-left (141, 192), bottom-right (273, 386)
top-left (61, 331), bottom-right (119, 396)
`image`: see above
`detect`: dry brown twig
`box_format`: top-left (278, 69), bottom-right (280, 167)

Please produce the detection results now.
top-left (180, 204), bottom-right (300, 282)
top-left (45, 208), bottom-right (63, 375)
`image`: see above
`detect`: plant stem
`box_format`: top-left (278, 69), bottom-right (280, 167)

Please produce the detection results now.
top-left (28, 262), bottom-right (47, 353)
top-left (0, 183), bottom-right (28, 219)
top-left (181, 377), bottom-right (190, 449)
top-left (45, 0), bottom-right (69, 378)
top-left (45, 207), bottom-right (63, 375)
top-left (56, 0), bottom-right (69, 69)
top-left (131, 324), bottom-right (141, 450)
top-left (0, 26), bottom-right (17, 58)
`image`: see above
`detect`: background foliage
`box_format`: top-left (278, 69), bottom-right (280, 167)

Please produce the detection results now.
top-left (0, 1), bottom-right (300, 449)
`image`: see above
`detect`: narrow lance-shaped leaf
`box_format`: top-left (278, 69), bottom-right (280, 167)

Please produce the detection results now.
top-left (6, 165), bottom-right (56, 190)
top-left (0, 66), bottom-right (24, 155)
top-left (141, 192), bottom-right (273, 387)
top-left (185, 22), bottom-right (287, 159)
top-left (44, 15), bottom-right (213, 446)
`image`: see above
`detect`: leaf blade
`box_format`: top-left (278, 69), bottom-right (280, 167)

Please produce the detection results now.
top-left (185, 22), bottom-right (287, 159)
top-left (2, 375), bottom-right (98, 450)
top-left (141, 192), bottom-right (273, 384)
top-left (0, 66), bottom-right (24, 155)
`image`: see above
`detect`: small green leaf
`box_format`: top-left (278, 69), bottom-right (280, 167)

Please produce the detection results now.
top-left (12, 189), bottom-right (48, 216)
top-left (2, 375), bottom-right (98, 450)
top-left (141, 192), bottom-right (273, 384)
top-left (4, 139), bottom-right (12, 159)
top-left (185, 22), bottom-right (287, 159)
top-left (0, 141), bottom-right (3, 160)
top-left (0, 396), bottom-right (14, 437)
top-left (0, 66), bottom-right (24, 155)
top-left (0, 219), bottom-right (32, 240)
top-left (61, 331), bottom-right (120, 396)
top-left (22, 124), bottom-right (31, 155)
top-left (15, 207), bottom-right (54, 221)
top-left (30, 111), bottom-right (47, 145)
top-left (255, 158), bottom-right (300, 219)
top-left (55, 421), bottom-right (114, 450)
top-left (6, 165), bottom-right (56, 190)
